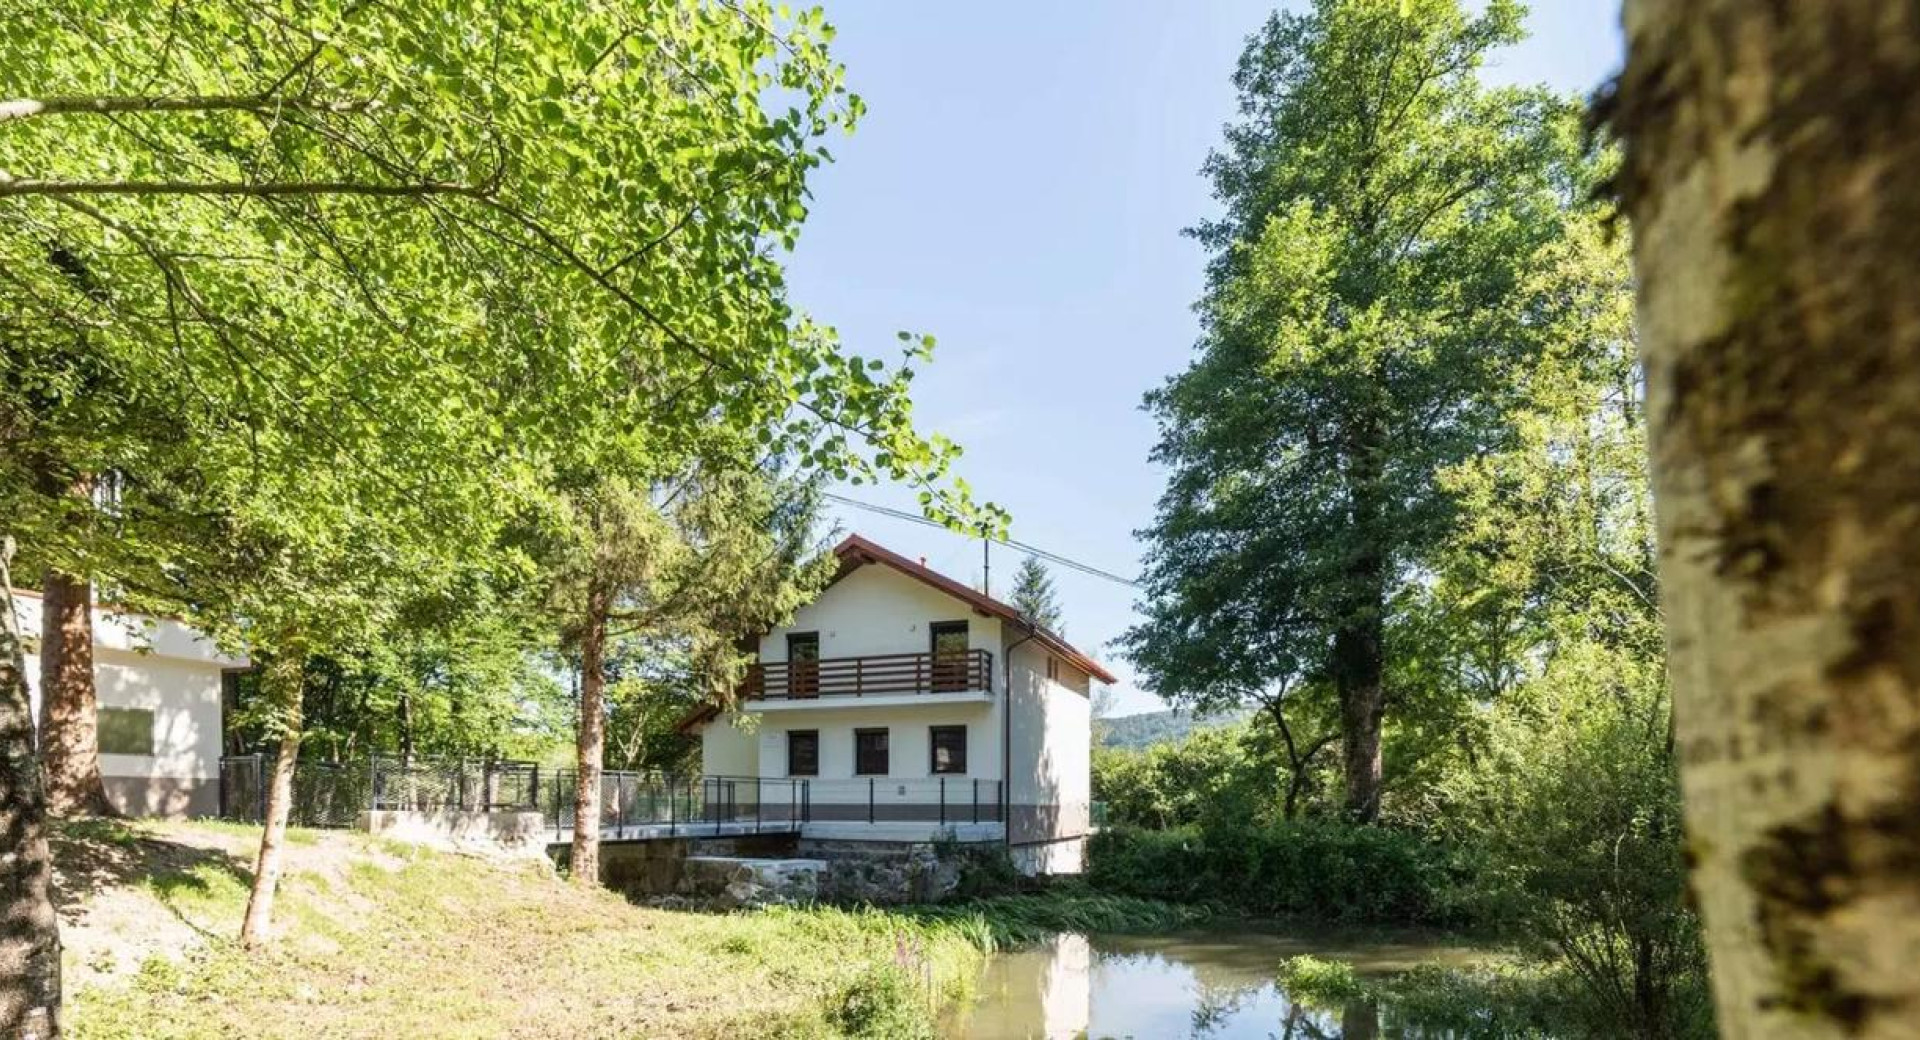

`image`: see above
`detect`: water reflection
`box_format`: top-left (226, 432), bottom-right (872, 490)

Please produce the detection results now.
top-left (943, 928), bottom-right (1483, 1040)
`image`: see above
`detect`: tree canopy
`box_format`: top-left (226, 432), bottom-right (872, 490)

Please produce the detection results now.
top-left (1123, 0), bottom-right (1592, 820)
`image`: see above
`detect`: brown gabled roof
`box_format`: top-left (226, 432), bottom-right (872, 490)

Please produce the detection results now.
top-left (674, 533), bottom-right (1117, 734)
top-left (829, 534), bottom-right (1116, 684)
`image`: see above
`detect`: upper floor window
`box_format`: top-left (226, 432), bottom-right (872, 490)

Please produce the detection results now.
top-left (1046, 655), bottom-right (1060, 682)
top-left (854, 728), bottom-right (890, 775)
top-left (929, 620), bottom-right (969, 691)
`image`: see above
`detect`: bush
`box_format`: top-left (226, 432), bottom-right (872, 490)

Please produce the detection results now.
top-left (827, 965), bottom-right (934, 1040)
top-left (1088, 819), bottom-right (1463, 924)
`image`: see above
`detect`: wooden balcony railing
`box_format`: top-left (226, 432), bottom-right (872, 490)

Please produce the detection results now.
top-left (746, 649), bottom-right (995, 700)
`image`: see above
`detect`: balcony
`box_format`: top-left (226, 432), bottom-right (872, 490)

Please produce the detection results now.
top-left (744, 649), bottom-right (995, 708)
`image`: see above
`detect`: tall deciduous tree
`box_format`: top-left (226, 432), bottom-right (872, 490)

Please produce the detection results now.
top-left (1615, 2), bottom-right (1920, 1034)
top-left (1008, 556), bottom-right (1064, 633)
top-left (1126, 0), bottom-right (1583, 821)
top-left (1, 0), bottom-right (997, 953)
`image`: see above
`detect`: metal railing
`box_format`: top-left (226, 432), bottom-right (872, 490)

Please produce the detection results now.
top-left (218, 754), bottom-right (541, 829)
top-left (746, 649), bottom-right (994, 700)
top-left (540, 772), bottom-right (809, 841)
top-left (218, 756), bottom-right (1006, 838)
top-left (801, 777), bottom-right (1003, 825)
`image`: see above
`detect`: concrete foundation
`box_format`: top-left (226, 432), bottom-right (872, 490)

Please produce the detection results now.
top-left (357, 809), bottom-right (548, 856)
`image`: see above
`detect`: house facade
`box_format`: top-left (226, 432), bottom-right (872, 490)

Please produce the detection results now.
top-left (682, 535), bottom-right (1113, 874)
top-left (12, 589), bottom-right (245, 817)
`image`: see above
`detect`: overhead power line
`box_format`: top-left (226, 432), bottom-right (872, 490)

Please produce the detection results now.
top-left (821, 491), bottom-right (1142, 590)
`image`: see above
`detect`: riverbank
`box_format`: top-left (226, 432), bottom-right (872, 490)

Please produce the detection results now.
top-left (55, 819), bottom-right (990, 1038)
top-left (51, 820), bottom-right (1218, 1038)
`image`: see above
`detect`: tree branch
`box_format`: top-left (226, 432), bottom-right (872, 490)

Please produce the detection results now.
top-left (0, 94), bottom-right (373, 124)
top-left (0, 175), bottom-right (485, 199)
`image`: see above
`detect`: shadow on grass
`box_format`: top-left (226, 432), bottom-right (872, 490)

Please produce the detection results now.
top-left (51, 817), bottom-right (256, 934)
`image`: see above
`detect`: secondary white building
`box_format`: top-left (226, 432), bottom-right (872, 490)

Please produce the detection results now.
top-left (11, 589), bottom-right (244, 817)
top-left (680, 534), bottom-right (1113, 874)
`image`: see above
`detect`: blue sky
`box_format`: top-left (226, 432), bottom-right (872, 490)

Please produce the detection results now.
top-left (786, 2), bottom-right (1626, 717)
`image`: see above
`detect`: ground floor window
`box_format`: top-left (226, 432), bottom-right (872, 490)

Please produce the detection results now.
top-left (98, 707), bottom-right (154, 756)
top-left (929, 725), bottom-right (967, 774)
top-left (787, 730), bottom-right (819, 776)
top-left (854, 728), bottom-right (889, 775)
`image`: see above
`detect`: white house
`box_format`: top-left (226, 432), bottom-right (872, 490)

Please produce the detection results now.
top-left (11, 589), bottom-right (244, 817)
top-left (680, 534), bottom-right (1114, 874)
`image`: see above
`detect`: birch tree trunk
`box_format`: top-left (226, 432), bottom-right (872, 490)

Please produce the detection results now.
top-left (38, 569), bottom-right (113, 817)
top-left (239, 650), bottom-right (305, 946)
top-left (1617, 4), bottom-right (1920, 1035)
top-left (0, 539), bottom-right (61, 1037)
top-left (570, 581), bottom-right (609, 887)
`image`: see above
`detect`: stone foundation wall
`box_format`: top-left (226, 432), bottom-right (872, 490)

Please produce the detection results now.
top-left (597, 838), bottom-right (691, 895)
top-left (675, 857), bottom-right (825, 908)
top-left (797, 838), bottom-right (1004, 905)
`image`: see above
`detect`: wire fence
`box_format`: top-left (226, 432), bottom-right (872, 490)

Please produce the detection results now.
top-left (218, 754), bottom-right (541, 829)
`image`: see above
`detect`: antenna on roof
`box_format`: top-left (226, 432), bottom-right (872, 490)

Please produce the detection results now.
top-left (981, 526), bottom-right (991, 596)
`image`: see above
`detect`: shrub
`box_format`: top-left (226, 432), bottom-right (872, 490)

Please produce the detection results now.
top-left (827, 965), bottom-right (933, 1040)
top-left (1088, 818), bottom-right (1463, 924)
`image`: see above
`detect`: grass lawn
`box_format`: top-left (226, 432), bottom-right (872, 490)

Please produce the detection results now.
top-left (52, 820), bottom-right (985, 1039)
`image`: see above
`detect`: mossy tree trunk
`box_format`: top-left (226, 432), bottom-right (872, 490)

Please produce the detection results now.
top-left (38, 569), bottom-right (113, 818)
top-left (0, 538), bottom-right (61, 1037)
top-left (1617, 3), bottom-right (1920, 1035)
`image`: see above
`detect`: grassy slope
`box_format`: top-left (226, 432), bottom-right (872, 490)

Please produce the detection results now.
top-left (53, 820), bottom-right (985, 1039)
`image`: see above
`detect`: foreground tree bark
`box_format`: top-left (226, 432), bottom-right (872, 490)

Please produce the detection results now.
top-left (239, 649), bottom-right (305, 946)
top-left (570, 581), bottom-right (610, 887)
top-left (38, 569), bottom-right (113, 818)
top-left (1617, 3), bottom-right (1920, 1035)
top-left (0, 539), bottom-right (61, 1037)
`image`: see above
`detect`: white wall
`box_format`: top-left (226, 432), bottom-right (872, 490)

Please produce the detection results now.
top-left (1005, 640), bottom-right (1092, 849)
top-left (12, 590), bottom-right (244, 803)
top-left (700, 713), bottom-right (759, 776)
top-left (745, 702), bottom-right (1000, 781)
top-left (759, 565), bottom-right (1004, 689)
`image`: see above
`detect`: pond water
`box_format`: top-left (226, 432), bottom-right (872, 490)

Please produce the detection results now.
top-left (941, 927), bottom-right (1488, 1040)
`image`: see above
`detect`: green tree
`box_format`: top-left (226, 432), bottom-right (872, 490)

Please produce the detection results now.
top-left (538, 464), bottom-right (832, 884)
top-left (1125, 0), bottom-right (1584, 822)
top-left (0, 0), bottom-right (999, 979)
top-left (1008, 556), bottom-right (1064, 633)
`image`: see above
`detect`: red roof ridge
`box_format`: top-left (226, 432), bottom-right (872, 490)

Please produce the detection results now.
top-left (830, 533), bottom-right (1117, 684)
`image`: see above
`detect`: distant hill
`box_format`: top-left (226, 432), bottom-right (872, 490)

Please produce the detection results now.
top-left (1095, 707), bottom-right (1251, 749)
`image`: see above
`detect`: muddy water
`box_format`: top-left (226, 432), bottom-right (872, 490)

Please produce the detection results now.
top-left (941, 927), bottom-right (1488, 1039)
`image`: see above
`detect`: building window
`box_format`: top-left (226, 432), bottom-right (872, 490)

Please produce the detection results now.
top-left (787, 631), bottom-right (820, 698)
top-left (930, 725), bottom-right (967, 775)
top-left (787, 730), bottom-right (819, 777)
top-left (929, 620), bottom-right (969, 691)
top-left (854, 728), bottom-right (889, 776)
top-left (98, 707), bottom-right (154, 756)
top-left (1046, 655), bottom-right (1060, 682)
